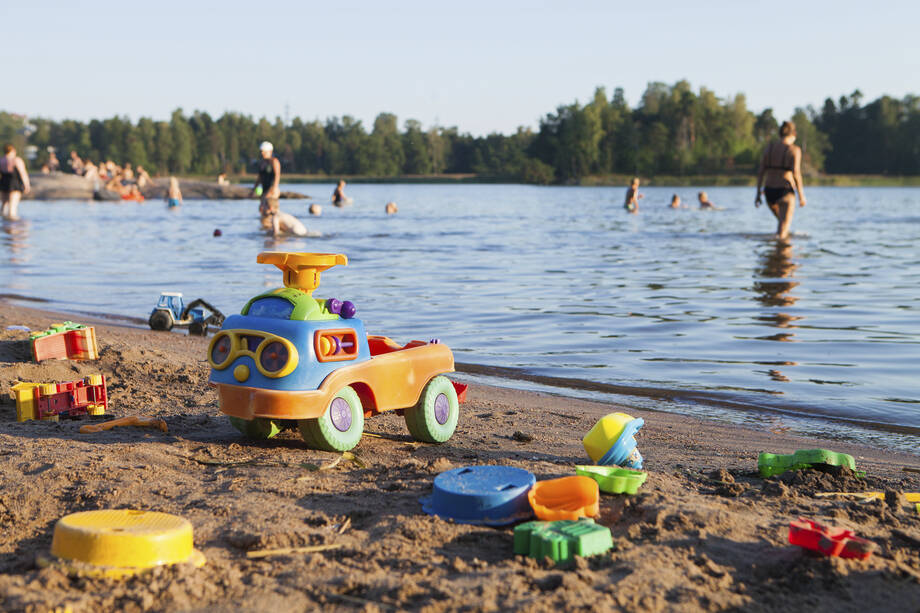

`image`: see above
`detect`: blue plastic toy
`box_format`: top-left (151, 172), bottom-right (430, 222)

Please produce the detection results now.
top-left (421, 465), bottom-right (535, 526)
top-left (148, 292), bottom-right (224, 336)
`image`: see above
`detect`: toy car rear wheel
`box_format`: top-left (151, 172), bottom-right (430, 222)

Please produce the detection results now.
top-left (188, 321), bottom-right (207, 336)
top-left (298, 386), bottom-right (364, 452)
top-left (149, 310), bottom-right (173, 331)
top-left (229, 416), bottom-right (283, 439)
top-left (404, 375), bottom-right (459, 443)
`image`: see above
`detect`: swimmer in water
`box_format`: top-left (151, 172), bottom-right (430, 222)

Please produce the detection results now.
top-left (624, 177), bottom-right (643, 213)
top-left (669, 194), bottom-right (682, 209)
top-left (166, 177), bottom-right (183, 208)
top-left (756, 120), bottom-right (806, 239)
top-left (385, 201), bottom-right (398, 215)
top-left (698, 191), bottom-right (715, 209)
top-left (332, 179), bottom-right (351, 206)
top-left (260, 197), bottom-right (308, 237)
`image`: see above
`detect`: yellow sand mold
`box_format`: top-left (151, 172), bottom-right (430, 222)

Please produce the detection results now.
top-left (48, 509), bottom-right (205, 577)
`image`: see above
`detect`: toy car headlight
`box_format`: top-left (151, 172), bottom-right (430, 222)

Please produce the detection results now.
top-left (208, 333), bottom-right (233, 369)
top-left (257, 340), bottom-right (296, 377)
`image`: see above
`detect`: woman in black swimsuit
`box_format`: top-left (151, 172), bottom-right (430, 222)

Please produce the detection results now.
top-left (0, 144), bottom-right (31, 220)
top-left (755, 121), bottom-right (806, 239)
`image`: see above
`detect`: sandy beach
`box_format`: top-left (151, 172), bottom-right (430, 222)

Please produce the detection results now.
top-left (0, 300), bottom-right (918, 612)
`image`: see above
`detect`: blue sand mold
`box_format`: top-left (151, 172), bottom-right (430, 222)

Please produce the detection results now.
top-left (421, 465), bottom-right (536, 526)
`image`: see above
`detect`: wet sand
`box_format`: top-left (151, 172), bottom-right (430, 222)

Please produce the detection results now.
top-left (0, 300), bottom-right (918, 612)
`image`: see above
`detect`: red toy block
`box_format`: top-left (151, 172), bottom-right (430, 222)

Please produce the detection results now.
top-left (788, 518), bottom-right (875, 560)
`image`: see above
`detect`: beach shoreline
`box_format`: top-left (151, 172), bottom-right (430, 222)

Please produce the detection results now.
top-left (0, 300), bottom-right (918, 611)
top-left (4, 294), bottom-right (917, 454)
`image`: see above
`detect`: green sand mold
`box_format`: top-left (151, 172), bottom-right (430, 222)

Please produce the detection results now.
top-left (513, 519), bottom-right (613, 564)
top-left (575, 465), bottom-right (648, 495)
top-left (758, 449), bottom-right (862, 478)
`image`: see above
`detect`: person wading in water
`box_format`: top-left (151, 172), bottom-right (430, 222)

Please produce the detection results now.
top-left (756, 121), bottom-right (806, 239)
top-left (252, 141), bottom-right (281, 216)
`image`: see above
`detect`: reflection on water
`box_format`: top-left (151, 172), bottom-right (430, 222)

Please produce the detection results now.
top-left (753, 239), bottom-right (800, 308)
top-left (752, 239), bottom-right (801, 344)
top-left (2, 219), bottom-right (29, 265)
top-left (1, 185), bottom-right (919, 441)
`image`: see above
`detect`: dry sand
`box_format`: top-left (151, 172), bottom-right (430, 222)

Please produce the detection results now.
top-left (0, 301), bottom-right (918, 612)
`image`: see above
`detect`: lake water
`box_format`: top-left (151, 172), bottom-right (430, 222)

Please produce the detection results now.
top-left (2, 184), bottom-right (918, 451)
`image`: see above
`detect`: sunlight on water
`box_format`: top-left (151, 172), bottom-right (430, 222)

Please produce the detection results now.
top-left (2, 184), bottom-right (918, 443)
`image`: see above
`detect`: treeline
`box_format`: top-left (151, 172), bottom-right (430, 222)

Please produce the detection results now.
top-left (2, 81), bottom-right (918, 183)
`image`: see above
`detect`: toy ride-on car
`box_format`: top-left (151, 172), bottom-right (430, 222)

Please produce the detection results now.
top-left (207, 252), bottom-right (463, 451)
top-left (149, 292), bottom-right (225, 335)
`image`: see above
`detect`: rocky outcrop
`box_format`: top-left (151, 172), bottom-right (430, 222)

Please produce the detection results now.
top-left (25, 174), bottom-right (307, 201)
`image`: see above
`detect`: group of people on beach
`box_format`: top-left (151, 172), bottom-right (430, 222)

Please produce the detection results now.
top-left (68, 152), bottom-right (152, 201)
top-left (5, 120), bottom-right (806, 238)
top-left (624, 121), bottom-right (807, 239)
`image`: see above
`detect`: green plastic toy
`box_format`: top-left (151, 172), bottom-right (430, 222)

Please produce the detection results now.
top-left (758, 449), bottom-right (861, 478)
top-left (513, 519), bottom-right (613, 564)
top-left (575, 465), bottom-right (647, 495)
top-left (30, 321), bottom-right (85, 340)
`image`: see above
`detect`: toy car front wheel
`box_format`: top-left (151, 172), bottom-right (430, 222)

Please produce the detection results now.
top-left (229, 416), bottom-right (284, 439)
top-left (149, 310), bottom-right (173, 331)
top-left (404, 375), bottom-right (459, 443)
top-left (188, 321), bottom-right (207, 336)
top-left (298, 386), bottom-right (364, 451)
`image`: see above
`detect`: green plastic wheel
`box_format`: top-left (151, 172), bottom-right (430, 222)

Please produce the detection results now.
top-left (298, 386), bottom-right (365, 451)
top-left (229, 416), bottom-right (284, 439)
top-left (404, 376), bottom-right (459, 443)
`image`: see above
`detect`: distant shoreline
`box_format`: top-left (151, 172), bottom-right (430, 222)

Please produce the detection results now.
top-left (210, 172), bottom-right (920, 187)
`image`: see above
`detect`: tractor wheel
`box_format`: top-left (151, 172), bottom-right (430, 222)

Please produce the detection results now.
top-left (149, 310), bottom-right (173, 331)
top-left (229, 416), bottom-right (283, 439)
top-left (188, 321), bottom-right (207, 336)
top-left (404, 376), bottom-right (459, 443)
top-left (298, 386), bottom-right (364, 452)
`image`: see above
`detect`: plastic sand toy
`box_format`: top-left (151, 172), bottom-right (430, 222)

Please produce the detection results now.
top-left (758, 449), bottom-right (859, 478)
top-left (814, 492), bottom-right (920, 503)
top-left (575, 465), bottom-right (648, 495)
top-left (148, 292), bottom-right (225, 335)
top-left (10, 375), bottom-right (107, 422)
top-left (209, 252), bottom-right (464, 451)
top-left (528, 476), bottom-right (599, 521)
top-left (79, 415), bottom-right (168, 434)
top-left (514, 519), bottom-right (613, 564)
top-left (43, 509), bottom-right (205, 578)
top-left (30, 322), bottom-right (98, 362)
top-left (788, 518), bottom-right (875, 560)
top-left (421, 465), bottom-right (535, 526)
top-left (582, 412), bottom-right (644, 469)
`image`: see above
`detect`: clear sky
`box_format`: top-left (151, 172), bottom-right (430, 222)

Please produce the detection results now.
top-left (5, 0), bottom-right (918, 135)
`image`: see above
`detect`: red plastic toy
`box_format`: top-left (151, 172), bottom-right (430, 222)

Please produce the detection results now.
top-left (30, 323), bottom-right (98, 362)
top-left (788, 518), bottom-right (875, 560)
top-left (10, 375), bottom-right (108, 422)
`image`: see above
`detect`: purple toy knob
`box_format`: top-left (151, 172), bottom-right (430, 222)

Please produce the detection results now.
top-left (429, 338), bottom-right (440, 344)
top-left (340, 301), bottom-right (356, 319)
top-left (326, 298), bottom-right (342, 314)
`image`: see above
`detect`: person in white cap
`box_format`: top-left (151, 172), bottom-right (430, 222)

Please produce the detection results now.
top-left (252, 141), bottom-right (281, 212)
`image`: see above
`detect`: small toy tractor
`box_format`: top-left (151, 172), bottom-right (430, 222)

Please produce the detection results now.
top-left (148, 292), bottom-right (225, 336)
